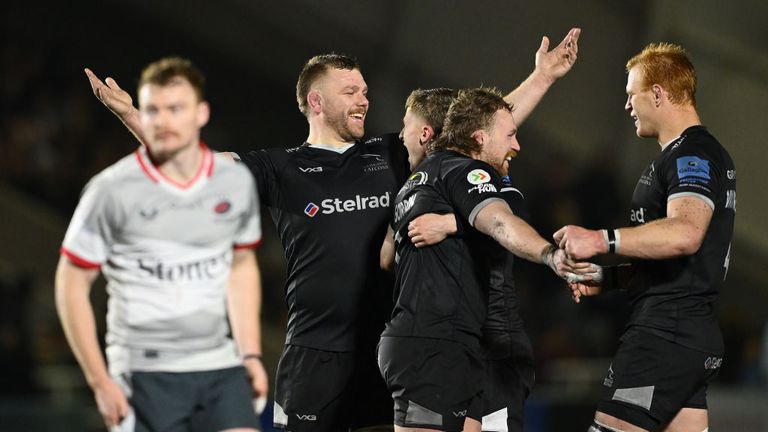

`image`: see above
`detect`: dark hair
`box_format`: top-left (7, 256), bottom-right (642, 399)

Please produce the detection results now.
top-left (138, 57), bottom-right (206, 101)
top-left (296, 54), bottom-right (360, 116)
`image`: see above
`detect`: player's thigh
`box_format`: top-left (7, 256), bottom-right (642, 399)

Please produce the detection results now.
top-left (597, 330), bottom-right (721, 431)
top-left (274, 344), bottom-right (356, 432)
top-left (122, 371), bottom-right (199, 432)
top-left (663, 407), bottom-right (708, 432)
top-left (193, 367), bottom-right (260, 432)
top-left (480, 357), bottom-right (534, 432)
top-left (349, 340), bottom-right (394, 431)
top-left (378, 336), bottom-right (483, 432)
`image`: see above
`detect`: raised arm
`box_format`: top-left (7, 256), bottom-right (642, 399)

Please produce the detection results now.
top-left (55, 257), bottom-right (130, 428)
top-left (504, 27), bottom-right (580, 125)
top-left (554, 196), bottom-right (713, 260)
top-left (226, 248), bottom-right (268, 399)
top-left (84, 68), bottom-right (147, 145)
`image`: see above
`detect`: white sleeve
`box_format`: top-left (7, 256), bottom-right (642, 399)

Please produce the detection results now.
top-left (61, 175), bottom-right (115, 266)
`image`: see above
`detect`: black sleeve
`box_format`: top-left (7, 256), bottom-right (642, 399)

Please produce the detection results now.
top-left (239, 149), bottom-right (278, 207)
top-left (501, 172), bottom-right (530, 222)
top-left (442, 160), bottom-right (506, 226)
top-left (662, 145), bottom-right (723, 210)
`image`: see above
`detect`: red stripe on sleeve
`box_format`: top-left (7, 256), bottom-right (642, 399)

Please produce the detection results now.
top-left (60, 247), bottom-right (102, 269)
top-left (234, 239), bottom-right (262, 250)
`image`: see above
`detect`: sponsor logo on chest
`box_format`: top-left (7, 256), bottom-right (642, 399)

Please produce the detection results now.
top-left (304, 192), bottom-right (390, 217)
top-left (630, 207), bottom-right (647, 224)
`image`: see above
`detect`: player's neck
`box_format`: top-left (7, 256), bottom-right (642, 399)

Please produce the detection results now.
top-left (306, 121), bottom-right (355, 148)
top-left (150, 140), bottom-right (205, 183)
top-left (656, 107), bottom-right (701, 148)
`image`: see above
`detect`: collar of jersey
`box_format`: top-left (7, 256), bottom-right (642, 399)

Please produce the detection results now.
top-left (135, 141), bottom-right (214, 192)
top-left (303, 141), bottom-right (355, 154)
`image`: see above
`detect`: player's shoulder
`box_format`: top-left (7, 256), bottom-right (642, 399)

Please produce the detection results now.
top-left (94, 151), bottom-right (143, 186)
top-left (441, 151), bottom-right (493, 173)
top-left (668, 126), bottom-right (731, 165)
top-left (214, 152), bottom-right (254, 179)
top-left (672, 126), bottom-right (724, 154)
top-left (363, 133), bottom-right (400, 148)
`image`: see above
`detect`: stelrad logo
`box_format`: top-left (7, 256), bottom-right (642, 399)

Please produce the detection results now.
top-left (304, 192), bottom-right (390, 217)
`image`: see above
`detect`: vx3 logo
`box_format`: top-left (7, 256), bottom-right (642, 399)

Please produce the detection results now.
top-left (299, 166), bottom-right (323, 173)
top-left (295, 414), bottom-right (317, 421)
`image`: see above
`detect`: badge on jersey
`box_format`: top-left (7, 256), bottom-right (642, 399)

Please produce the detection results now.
top-left (467, 169), bottom-right (491, 185)
top-left (676, 156), bottom-right (710, 183)
top-left (304, 202), bottom-right (319, 217)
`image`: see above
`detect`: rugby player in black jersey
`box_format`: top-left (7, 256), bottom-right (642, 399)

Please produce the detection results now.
top-left (379, 87), bottom-right (591, 432)
top-left (82, 27), bottom-right (580, 432)
top-left (386, 89), bottom-right (542, 432)
top-left (555, 43), bottom-right (736, 432)
top-left (383, 29), bottom-right (580, 432)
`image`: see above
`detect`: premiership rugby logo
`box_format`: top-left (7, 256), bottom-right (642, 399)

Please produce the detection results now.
top-left (467, 169), bottom-right (491, 185)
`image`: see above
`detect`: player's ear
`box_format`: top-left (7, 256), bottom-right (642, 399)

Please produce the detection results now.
top-left (421, 125), bottom-right (435, 145)
top-left (307, 90), bottom-right (323, 114)
top-left (471, 129), bottom-right (485, 145)
top-left (196, 101), bottom-right (210, 128)
top-left (652, 84), bottom-right (665, 107)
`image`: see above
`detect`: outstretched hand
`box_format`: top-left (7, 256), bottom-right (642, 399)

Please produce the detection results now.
top-left (536, 27), bottom-right (580, 83)
top-left (84, 68), bottom-right (137, 121)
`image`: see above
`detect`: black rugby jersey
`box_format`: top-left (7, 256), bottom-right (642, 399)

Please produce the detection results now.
top-left (481, 173), bottom-right (533, 360)
top-left (624, 125), bottom-right (735, 353)
top-left (382, 150), bottom-right (506, 351)
top-left (241, 134), bottom-right (409, 351)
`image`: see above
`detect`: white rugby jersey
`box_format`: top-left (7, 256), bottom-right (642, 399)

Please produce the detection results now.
top-left (61, 143), bottom-right (261, 374)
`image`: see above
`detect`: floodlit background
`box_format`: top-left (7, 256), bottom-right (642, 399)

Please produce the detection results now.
top-left (1, 0), bottom-right (766, 430)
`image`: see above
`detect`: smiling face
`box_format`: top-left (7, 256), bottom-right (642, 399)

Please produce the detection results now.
top-left (315, 67), bottom-right (369, 142)
top-left (138, 76), bottom-right (209, 161)
top-left (476, 109), bottom-right (520, 171)
top-left (625, 66), bottom-right (660, 139)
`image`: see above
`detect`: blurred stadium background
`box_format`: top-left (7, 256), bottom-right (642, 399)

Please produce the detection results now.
top-left (1, 0), bottom-right (766, 430)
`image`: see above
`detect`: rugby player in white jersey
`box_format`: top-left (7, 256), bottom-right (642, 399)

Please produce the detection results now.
top-left (56, 57), bottom-right (267, 432)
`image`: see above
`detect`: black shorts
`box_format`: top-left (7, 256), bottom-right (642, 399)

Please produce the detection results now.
top-left (480, 331), bottom-right (535, 432)
top-left (597, 329), bottom-right (722, 431)
top-left (273, 344), bottom-right (392, 432)
top-left (116, 366), bottom-right (259, 432)
top-left (377, 336), bottom-right (483, 432)
top-left (350, 339), bottom-right (395, 429)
